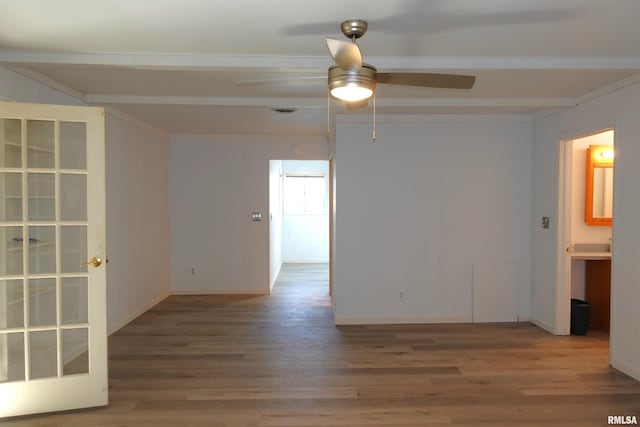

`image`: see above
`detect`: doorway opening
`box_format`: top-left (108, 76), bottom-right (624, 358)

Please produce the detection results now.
top-left (269, 160), bottom-right (330, 296)
top-left (557, 129), bottom-right (614, 344)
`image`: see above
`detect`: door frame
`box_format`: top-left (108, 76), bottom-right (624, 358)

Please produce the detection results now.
top-left (554, 137), bottom-right (573, 335)
top-left (267, 159), bottom-right (332, 293)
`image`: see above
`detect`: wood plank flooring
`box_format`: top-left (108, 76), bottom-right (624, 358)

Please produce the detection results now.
top-left (5, 263), bottom-right (640, 426)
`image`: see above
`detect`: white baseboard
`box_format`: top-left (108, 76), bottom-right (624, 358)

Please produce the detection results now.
top-left (108, 290), bottom-right (171, 336)
top-left (270, 263), bottom-right (282, 290)
top-left (171, 288), bottom-right (270, 295)
top-left (530, 315), bottom-right (555, 334)
top-left (611, 357), bottom-right (640, 383)
top-left (334, 315), bottom-right (472, 325)
top-left (282, 259), bottom-right (329, 264)
top-left (335, 315), bottom-right (535, 326)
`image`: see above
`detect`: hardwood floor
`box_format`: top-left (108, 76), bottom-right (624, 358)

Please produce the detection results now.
top-left (5, 263), bottom-right (640, 426)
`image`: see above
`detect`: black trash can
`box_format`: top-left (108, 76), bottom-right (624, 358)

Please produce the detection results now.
top-left (570, 298), bottom-right (590, 335)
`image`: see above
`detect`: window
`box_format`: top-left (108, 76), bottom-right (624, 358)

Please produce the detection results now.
top-left (283, 173), bottom-right (325, 214)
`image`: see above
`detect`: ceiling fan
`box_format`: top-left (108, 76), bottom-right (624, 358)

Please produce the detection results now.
top-left (239, 19), bottom-right (476, 107)
top-left (326, 19), bottom-right (476, 105)
top-left (240, 19), bottom-right (477, 141)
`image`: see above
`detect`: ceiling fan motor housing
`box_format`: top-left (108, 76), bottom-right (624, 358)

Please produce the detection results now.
top-left (328, 63), bottom-right (377, 99)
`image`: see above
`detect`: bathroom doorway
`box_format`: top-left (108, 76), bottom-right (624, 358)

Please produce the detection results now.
top-left (556, 129), bottom-right (614, 337)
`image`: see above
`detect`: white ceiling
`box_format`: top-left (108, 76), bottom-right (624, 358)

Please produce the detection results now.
top-left (1, 0), bottom-right (640, 135)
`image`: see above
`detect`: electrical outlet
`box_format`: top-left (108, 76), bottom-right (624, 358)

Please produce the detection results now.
top-left (191, 267), bottom-right (196, 276)
top-left (398, 290), bottom-right (405, 301)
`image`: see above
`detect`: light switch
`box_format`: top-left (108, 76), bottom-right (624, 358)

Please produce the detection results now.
top-left (252, 212), bottom-right (262, 221)
top-left (542, 216), bottom-right (550, 229)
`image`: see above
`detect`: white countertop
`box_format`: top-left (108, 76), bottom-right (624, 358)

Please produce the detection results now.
top-left (571, 252), bottom-right (612, 260)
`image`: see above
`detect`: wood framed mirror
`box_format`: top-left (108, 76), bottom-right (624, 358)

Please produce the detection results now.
top-left (585, 145), bottom-right (614, 226)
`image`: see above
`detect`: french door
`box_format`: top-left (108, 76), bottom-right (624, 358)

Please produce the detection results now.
top-left (0, 101), bottom-right (107, 417)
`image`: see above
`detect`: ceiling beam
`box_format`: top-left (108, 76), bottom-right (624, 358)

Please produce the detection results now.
top-left (5, 65), bottom-right (86, 101)
top-left (85, 95), bottom-right (326, 108)
top-left (85, 94), bottom-right (576, 109)
top-left (2, 50), bottom-right (640, 72)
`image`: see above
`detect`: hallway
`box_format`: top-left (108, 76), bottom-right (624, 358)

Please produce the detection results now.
top-left (272, 263), bottom-right (330, 296)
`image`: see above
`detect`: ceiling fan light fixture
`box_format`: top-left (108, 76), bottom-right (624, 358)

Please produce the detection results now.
top-left (330, 85), bottom-right (373, 102)
top-left (328, 64), bottom-right (376, 102)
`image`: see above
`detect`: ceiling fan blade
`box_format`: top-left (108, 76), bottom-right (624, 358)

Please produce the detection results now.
top-left (326, 38), bottom-right (362, 71)
top-left (377, 72), bottom-right (476, 89)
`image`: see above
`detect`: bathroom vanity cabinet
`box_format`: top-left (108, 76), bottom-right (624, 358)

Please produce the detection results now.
top-left (585, 259), bottom-right (611, 333)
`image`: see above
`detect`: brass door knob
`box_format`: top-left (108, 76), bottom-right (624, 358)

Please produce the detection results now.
top-left (82, 257), bottom-right (102, 268)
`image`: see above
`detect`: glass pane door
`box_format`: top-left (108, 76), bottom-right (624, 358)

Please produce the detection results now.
top-left (0, 102), bottom-right (106, 418)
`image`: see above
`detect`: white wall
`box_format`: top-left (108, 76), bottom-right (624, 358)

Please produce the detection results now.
top-left (169, 134), bottom-right (328, 294)
top-left (282, 215), bottom-right (329, 262)
top-left (269, 160), bottom-right (282, 288)
top-left (105, 110), bottom-right (170, 334)
top-left (532, 81), bottom-right (640, 382)
top-left (570, 260), bottom-right (586, 300)
top-left (332, 115), bottom-right (533, 324)
top-left (281, 160), bottom-right (329, 263)
top-left (1, 65), bottom-right (171, 335)
top-left (609, 84), bottom-right (640, 382)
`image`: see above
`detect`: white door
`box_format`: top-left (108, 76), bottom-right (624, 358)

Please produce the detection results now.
top-left (0, 101), bottom-right (107, 417)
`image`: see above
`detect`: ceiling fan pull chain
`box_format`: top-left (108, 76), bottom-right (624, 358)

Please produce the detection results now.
top-left (327, 90), bottom-right (331, 140)
top-left (372, 92), bottom-right (377, 142)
